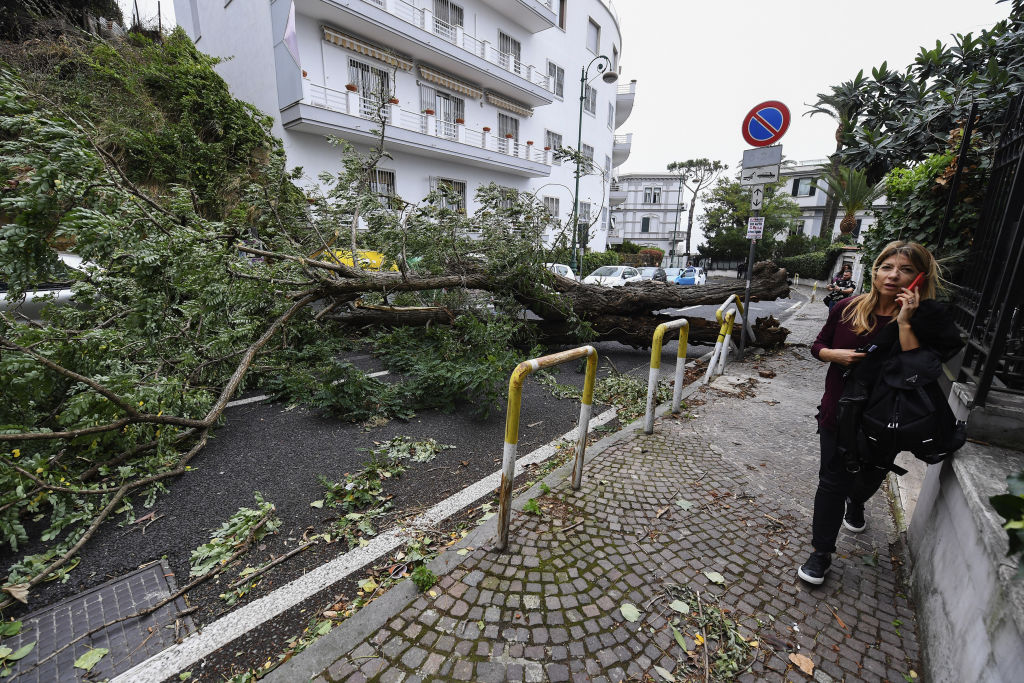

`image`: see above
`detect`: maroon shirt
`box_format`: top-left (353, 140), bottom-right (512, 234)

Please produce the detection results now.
top-left (810, 297), bottom-right (893, 431)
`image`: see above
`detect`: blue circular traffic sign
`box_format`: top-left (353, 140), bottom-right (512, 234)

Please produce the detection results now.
top-left (741, 101), bottom-right (790, 147)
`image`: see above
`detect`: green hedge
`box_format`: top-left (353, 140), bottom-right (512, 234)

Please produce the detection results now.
top-left (779, 244), bottom-right (845, 281)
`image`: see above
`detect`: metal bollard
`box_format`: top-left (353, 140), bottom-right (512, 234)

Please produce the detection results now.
top-left (496, 346), bottom-right (598, 551)
top-left (643, 318), bottom-right (690, 434)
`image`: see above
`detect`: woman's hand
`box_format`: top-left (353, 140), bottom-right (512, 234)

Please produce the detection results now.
top-left (896, 287), bottom-right (919, 325)
top-left (825, 348), bottom-right (866, 366)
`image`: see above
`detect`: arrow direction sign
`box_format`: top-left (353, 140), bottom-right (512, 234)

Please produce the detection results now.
top-left (740, 164), bottom-right (780, 186)
top-left (750, 185), bottom-right (764, 211)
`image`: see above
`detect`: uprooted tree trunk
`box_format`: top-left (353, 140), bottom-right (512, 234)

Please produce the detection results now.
top-left (326, 260), bottom-right (791, 348)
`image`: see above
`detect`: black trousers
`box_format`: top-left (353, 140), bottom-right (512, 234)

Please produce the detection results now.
top-left (811, 429), bottom-right (889, 553)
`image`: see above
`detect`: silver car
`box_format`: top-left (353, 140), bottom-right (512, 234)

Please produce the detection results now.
top-left (1, 253), bottom-right (84, 320)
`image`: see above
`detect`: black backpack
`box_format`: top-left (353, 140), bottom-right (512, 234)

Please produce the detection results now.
top-left (857, 348), bottom-right (967, 466)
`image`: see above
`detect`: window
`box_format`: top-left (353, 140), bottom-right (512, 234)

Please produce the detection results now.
top-left (641, 217), bottom-right (650, 233)
top-left (792, 177), bottom-right (817, 197)
top-left (612, 45), bottom-right (619, 71)
top-left (543, 196), bottom-right (560, 223)
top-left (586, 19), bottom-right (600, 54)
top-left (499, 31), bottom-right (522, 73)
top-left (426, 88), bottom-right (465, 139)
top-left (370, 169), bottom-right (398, 208)
top-left (643, 187), bottom-right (661, 204)
top-left (433, 0), bottom-right (463, 41)
top-left (350, 59), bottom-right (391, 108)
top-left (431, 177), bottom-right (467, 213)
top-left (607, 102), bottom-right (614, 128)
top-left (602, 207), bottom-right (608, 229)
top-left (558, 0), bottom-right (567, 30)
top-left (604, 155), bottom-right (611, 177)
top-left (498, 113), bottom-right (519, 141)
top-left (583, 85), bottom-right (597, 115)
top-left (793, 220), bottom-right (805, 235)
top-left (579, 201), bottom-right (591, 223)
top-left (581, 143), bottom-right (594, 166)
top-left (851, 218), bottom-right (863, 238)
top-left (545, 130), bottom-right (563, 165)
top-left (547, 61), bottom-right (565, 98)
top-left (496, 186), bottom-right (518, 211)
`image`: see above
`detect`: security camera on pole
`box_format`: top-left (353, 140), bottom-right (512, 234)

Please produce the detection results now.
top-left (738, 100), bottom-right (790, 357)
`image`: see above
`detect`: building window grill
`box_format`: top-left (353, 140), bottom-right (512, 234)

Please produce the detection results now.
top-left (499, 31), bottom-right (522, 73)
top-left (543, 196), bottom-right (560, 223)
top-left (547, 61), bottom-right (565, 98)
top-left (581, 143), bottom-right (594, 166)
top-left (430, 176), bottom-right (467, 213)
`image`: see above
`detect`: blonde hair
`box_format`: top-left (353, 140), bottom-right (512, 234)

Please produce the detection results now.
top-left (841, 241), bottom-right (939, 335)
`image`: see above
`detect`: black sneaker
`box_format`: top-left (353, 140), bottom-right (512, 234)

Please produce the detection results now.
top-left (797, 551), bottom-right (832, 585)
top-left (843, 500), bottom-right (866, 533)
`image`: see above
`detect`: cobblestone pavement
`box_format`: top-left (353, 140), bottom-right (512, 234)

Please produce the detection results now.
top-left (272, 294), bottom-right (922, 683)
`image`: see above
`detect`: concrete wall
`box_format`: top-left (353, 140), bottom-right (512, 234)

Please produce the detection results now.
top-left (908, 441), bottom-right (1024, 682)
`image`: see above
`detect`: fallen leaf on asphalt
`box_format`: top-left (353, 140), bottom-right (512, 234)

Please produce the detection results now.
top-left (428, 590), bottom-right (437, 598)
top-left (758, 369), bottom-right (776, 378)
top-left (668, 600), bottom-right (688, 613)
top-left (694, 633), bottom-right (705, 645)
top-left (703, 570), bottom-right (726, 585)
top-left (653, 665), bottom-right (676, 681)
top-left (74, 647), bottom-right (109, 671)
top-left (789, 653), bottom-right (814, 675)
top-left (310, 500), bottom-right (324, 508)
top-left (863, 553), bottom-right (879, 566)
top-left (460, 460), bottom-right (469, 466)
top-left (656, 506), bottom-right (670, 518)
top-left (457, 548), bottom-right (469, 555)
top-left (676, 499), bottom-right (695, 511)
top-left (357, 577), bottom-right (378, 592)
top-left (619, 603), bottom-right (641, 622)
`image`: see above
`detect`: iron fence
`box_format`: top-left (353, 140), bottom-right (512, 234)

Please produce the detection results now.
top-left (953, 93), bottom-right (1024, 405)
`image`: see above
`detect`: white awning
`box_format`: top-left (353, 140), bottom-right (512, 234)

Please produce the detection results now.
top-left (417, 66), bottom-right (482, 99)
top-left (485, 93), bottom-right (533, 117)
top-left (322, 27), bottom-right (413, 71)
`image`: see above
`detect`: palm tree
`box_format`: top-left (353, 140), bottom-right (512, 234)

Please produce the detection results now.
top-left (805, 73), bottom-right (868, 234)
top-left (816, 165), bottom-right (884, 236)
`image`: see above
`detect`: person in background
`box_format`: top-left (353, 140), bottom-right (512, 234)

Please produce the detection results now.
top-left (824, 264), bottom-right (855, 309)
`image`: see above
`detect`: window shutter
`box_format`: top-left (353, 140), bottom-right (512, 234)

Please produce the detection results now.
top-left (791, 180), bottom-right (798, 197)
top-left (808, 179), bottom-right (816, 197)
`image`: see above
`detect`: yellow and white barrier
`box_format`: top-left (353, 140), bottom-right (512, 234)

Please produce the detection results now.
top-left (643, 319), bottom-right (690, 434)
top-left (496, 346), bottom-right (598, 551)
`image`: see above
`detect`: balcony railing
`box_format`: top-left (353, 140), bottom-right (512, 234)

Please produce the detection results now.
top-left (366, 0), bottom-right (552, 92)
top-left (303, 83), bottom-right (551, 165)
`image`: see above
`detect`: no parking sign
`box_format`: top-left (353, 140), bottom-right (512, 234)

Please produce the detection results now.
top-left (741, 101), bottom-right (790, 147)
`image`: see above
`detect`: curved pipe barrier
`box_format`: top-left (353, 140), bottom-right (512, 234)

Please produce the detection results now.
top-left (496, 346), bottom-right (598, 551)
top-left (643, 319), bottom-right (690, 434)
top-left (702, 307), bottom-right (737, 384)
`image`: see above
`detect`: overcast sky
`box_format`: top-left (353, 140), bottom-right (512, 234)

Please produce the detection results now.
top-left (119, 0), bottom-right (1012, 243)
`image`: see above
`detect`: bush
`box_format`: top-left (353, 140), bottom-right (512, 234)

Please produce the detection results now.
top-left (579, 250), bottom-right (621, 276)
top-left (638, 248), bottom-right (664, 266)
top-left (778, 244), bottom-right (846, 280)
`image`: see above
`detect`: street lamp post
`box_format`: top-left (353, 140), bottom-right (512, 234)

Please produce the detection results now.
top-left (569, 55), bottom-right (618, 275)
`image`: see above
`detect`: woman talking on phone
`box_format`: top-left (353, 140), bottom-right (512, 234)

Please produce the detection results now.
top-left (797, 241), bottom-right (963, 585)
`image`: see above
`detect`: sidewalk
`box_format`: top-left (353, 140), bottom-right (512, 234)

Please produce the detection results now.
top-left (270, 292), bottom-right (921, 683)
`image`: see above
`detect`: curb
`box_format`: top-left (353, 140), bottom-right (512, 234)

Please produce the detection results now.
top-left (267, 381), bottom-right (707, 682)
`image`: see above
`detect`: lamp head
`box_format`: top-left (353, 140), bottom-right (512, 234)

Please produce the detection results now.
top-left (601, 70), bottom-right (619, 84)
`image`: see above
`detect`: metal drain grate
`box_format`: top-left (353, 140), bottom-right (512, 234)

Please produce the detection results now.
top-left (3, 560), bottom-right (193, 681)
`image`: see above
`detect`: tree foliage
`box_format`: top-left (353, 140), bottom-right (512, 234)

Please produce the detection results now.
top-left (696, 176), bottom-right (800, 263)
top-left (666, 158), bottom-right (727, 258)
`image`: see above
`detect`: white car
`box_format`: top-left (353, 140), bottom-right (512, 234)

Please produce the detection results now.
top-left (544, 263), bottom-right (578, 280)
top-left (582, 265), bottom-right (643, 287)
top-left (1, 252), bottom-right (85, 320)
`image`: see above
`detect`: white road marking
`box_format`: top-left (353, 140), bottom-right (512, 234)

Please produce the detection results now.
top-left (366, 370), bottom-right (390, 378)
top-left (783, 301), bottom-right (802, 314)
top-left (113, 407), bottom-right (619, 683)
top-left (680, 305), bottom-right (701, 312)
top-left (225, 394), bottom-right (270, 408)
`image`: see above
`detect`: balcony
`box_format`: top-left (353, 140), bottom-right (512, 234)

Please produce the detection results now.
top-left (477, 0), bottom-right (557, 33)
top-left (609, 181), bottom-right (626, 206)
top-left (612, 133), bottom-right (632, 167)
top-left (284, 83), bottom-right (552, 177)
top-left (615, 80), bottom-right (635, 129)
top-left (296, 0), bottom-right (554, 106)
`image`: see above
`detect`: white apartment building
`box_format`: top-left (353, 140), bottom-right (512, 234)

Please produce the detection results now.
top-left (173, 0), bottom-right (635, 252)
top-left (607, 172), bottom-right (688, 265)
top-left (782, 160), bottom-right (886, 242)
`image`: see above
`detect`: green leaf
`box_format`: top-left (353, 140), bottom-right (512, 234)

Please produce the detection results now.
top-left (671, 624), bottom-right (690, 652)
top-left (676, 499), bottom-right (695, 511)
top-left (619, 603), bottom-right (641, 622)
top-left (310, 500), bottom-right (324, 508)
top-left (0, 622), bottom-right (21, 637)
top-left (668, 600), bottom-right (688, 613)
top-left (653, 665), bottom-right (677, 681)
top-left (73, 647), bottom-right (109, 671)
top-left (315, 620), bottom-right (332, 636)
top-left (703, 570), bottom-right (725, 585)
top-left (4, 643), bottom-right (34, 662)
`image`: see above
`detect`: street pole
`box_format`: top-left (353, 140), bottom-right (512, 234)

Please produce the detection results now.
top-left (673, 176), bottom-right (685, 268)
top-left (738, 208), bottom-right (758, 359)
top-left (569, 56), bottom-right (616, 276)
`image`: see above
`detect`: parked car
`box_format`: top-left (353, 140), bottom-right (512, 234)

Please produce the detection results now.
top-left (674, 267), bottom-right (707, 286)
top-left (582, 265), bottom-right (643, 287)
top-left (0, 252), bottom-right (85, 320)
top-left (638, 267), bottom-right (667, 282)
top-left (663, 267), bottom-right (684, 282)
top-left (544, 263), bottom-right (578, 280)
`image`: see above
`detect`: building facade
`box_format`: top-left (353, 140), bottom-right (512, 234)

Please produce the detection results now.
top-left (173, 0), bottom-right (634, 252)
top-left (781, 160), bottom-right (886, 242)
top-left (607, 172), bottom-right (687, 266)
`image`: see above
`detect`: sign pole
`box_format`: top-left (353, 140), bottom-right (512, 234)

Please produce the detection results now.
top-left (739, 210), bottom-right (758, 359)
